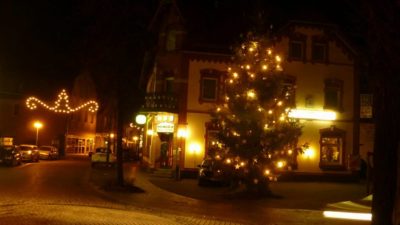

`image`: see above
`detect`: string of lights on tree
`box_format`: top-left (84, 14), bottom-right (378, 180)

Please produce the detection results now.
top-left (26, 89), bottom-right (99, 113)
top-left (210, 34), bottom-right (303, 186)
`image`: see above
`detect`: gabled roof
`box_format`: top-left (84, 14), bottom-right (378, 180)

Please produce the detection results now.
top-left (275, 20), bottom-right (359, 59)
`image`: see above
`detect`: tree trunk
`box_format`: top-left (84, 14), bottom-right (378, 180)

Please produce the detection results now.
top-left (364, 1), bottom-right (400, 224)
top-left (116, 101), bottom-right (124, 186)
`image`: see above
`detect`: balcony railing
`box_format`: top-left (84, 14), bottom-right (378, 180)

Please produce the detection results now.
top-left (141, 93), bottom-right (179, 113)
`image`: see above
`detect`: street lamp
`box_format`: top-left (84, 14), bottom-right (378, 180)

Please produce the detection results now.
top-left (33, 121), bottom-right (43, 146)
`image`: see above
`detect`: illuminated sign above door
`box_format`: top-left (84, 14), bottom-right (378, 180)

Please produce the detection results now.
top-left (156, 122), bottom-right (175, 133)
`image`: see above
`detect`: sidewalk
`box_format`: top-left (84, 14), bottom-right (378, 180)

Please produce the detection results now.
top-left (88, 163), bottom-right (371, 225)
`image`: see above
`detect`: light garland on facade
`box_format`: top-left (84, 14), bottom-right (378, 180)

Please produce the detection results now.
top-left (26, 89), bottom-right (99, 113)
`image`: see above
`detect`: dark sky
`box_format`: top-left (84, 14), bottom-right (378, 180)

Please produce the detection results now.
top-left (0, 0), bottom-right (364, 97)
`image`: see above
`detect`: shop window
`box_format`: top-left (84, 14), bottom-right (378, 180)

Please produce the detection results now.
top-left (199, 69), bottom-right (224, 103)
top-left (319, 126), bottom-right (346, 170)
top-left (324, 79), bottom-right (343, 110)
top-left (205, 122), bottom-right (224, 158)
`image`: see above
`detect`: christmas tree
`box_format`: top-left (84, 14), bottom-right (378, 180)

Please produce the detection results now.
top-left (210, 34), bottom-right (303, 196)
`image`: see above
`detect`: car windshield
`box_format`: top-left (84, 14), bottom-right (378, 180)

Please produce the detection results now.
top-left (39, 146), bottom-right (52, 151)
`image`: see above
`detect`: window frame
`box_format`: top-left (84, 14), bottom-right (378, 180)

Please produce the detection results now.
top-left (287, 33), bottom-right (307, 62)
top-left (282, 75), bottom-right (296, 107)
top-left (319, 126), bottom-right (346, 170)
top-left (324, 78), bottom-right (343, 111)
top-left (199, 69), bottom-right (224, 104)
top-left (311, 36), bottom-right (329, 63)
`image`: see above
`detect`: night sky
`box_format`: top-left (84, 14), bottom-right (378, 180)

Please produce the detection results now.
top-left (0, 0), bottom-right (364, 98)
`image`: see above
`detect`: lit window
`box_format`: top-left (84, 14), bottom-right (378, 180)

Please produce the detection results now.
top-left (324, 79), bottom-right (343, 110)
top-left (319, 126), bottom-right (346, 170)
top-left (360, 94), bottom-right (373, 119)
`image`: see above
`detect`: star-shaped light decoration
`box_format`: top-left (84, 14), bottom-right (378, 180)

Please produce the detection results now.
top-left (26, 89), bottom-right (99, 113)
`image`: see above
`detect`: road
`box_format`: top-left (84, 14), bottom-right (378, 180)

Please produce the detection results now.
top-left (0, 158), bottom-right (371, 225)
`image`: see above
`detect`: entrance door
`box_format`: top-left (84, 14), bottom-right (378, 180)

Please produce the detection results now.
top-left (158, 133), bottom-right (173, 168)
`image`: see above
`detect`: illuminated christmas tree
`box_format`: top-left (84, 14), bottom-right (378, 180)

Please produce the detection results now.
top-left (210, 34), bottom-right (303, 196)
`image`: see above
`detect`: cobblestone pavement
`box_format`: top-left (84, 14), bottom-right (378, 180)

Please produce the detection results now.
top-left (0, 158), bottom-right (370, 225)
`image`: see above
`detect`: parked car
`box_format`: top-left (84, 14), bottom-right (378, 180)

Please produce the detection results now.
top-left (18, 144), bottom-right (40, 162)
top-left (198, 158), bottom-right (232, 186)
top-left (91, 147), bottom-right (116, 167)
top-left (38, 145), bottom-right (59, 160)
top-left (0, 145), bottom-right (22, 166)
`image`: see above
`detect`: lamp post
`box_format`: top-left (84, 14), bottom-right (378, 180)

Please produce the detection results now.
top-left (33, 121), bottom-right (43, 146)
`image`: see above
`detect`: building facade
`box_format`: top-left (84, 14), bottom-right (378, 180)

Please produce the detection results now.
top-left (139, 4), bottom-right (360, 174)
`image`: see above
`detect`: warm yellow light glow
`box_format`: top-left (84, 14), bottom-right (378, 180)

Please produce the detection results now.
top-left (288, 109), bottom-right (337, 121)
top-left (267, 49), bottom-right (272, 55)
top-left (233, 72), bottom-right (238, 78)
top-left (26, 89), bottom-right (99, 113)
top-left (323, 211), bottom-right (372, 221)
top-left (110, 133), bottom-right (115, 138)
top-left (262, 65), bottom-right (268, 70)
top-left (240, 161), bottom-right (245, 166)
top-left (247, 90), bottom-right (256, 99)
top-left (177, 127), bottom-right (187, 138)
top-left (303, 147), bottom-right (315, 159)
top-left (268, 110), bottom-right (273, 114)
top-left (156, 114), bottom-right (174, 122)
top-left (245, 64), bottom-right (251, 70)
top-left (277, 101), bottom-right (283, 106)
top-left (135, 114), bottom-right (146, 125)
top-left (147, 130), bottom-right (154, 136)
top-left (225, 158), bottom-right (232, 164)
top-left (264, 169), bottom-right (270, 175)
top-left (188, 143), bottom-right (201, 154)
top-left (33, 121), bottom-right (43, 129)
top-left (288, 150), bottom-right (293, 155)
top-left (276, 161), bottom-right (285, 168)
top-left (133, 136), bottom-right (139, 141)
